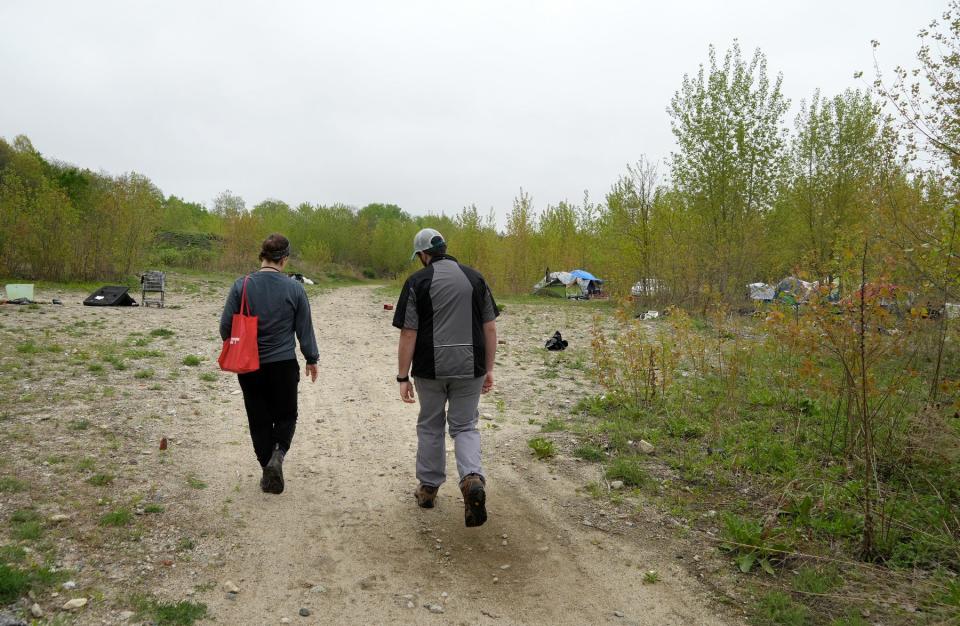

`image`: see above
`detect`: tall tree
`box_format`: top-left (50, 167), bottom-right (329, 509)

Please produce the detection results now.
top-left (668, 42), bottom-right (789, 296)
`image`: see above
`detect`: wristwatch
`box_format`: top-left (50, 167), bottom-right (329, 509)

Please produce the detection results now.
top-left (396, 375), bottom-right (410, 383)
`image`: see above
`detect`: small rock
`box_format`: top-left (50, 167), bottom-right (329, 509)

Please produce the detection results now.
top-left (637, 439), bottom-right (655, 454)
top-left (62, 598), bottom-right (88, 611)
top-left (492, 577), bottom-right (499, 584)
top-left (118, 610), bottom-right (135, 621)
top-left (440, 592), bottom-right (448, 598)
top-left (223, 581), bottom-right (240, 594)
top-left (406, 601), bottom-right (415, 609)
top-left (62, 580), bottom-right (77, 590)
top-left (426, 604), bottom-right (444, 614)
top-left (281, 619), bottom-right (292, 624)
top-left (614, 610), bottom-right (624, 618)
top-left (299, 607), bottom-right (311, 617)
top-left (610, 480), bottom-right (624, 490)
top-left (225, 593), bottom-right (237, 601)
top-left (499, 564), bottom-right (510, 570)
top-left (49, 514), bottom-right (70, 523)
top-left (30, 603), bottom-right (43, 618)
top-left (501, 540), bottom-right (508, 546)
top-left (309, 585), bottom-right (326, 594)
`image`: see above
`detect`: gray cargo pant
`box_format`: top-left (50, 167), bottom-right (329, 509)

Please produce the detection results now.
top-left (414, 376), bottom-right (485, 487)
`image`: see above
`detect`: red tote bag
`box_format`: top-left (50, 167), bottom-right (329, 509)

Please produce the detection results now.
top-left (218, 275), bottom-right (260, 374)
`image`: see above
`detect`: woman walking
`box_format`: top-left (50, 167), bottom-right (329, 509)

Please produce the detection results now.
top-left (219, 234), bottom-right (319, 494)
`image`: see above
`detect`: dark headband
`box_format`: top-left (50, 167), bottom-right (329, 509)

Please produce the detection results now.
top-left (263, 245), bottom-right (290, 261)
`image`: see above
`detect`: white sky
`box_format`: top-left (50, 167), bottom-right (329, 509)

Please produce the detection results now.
top-left (0, 0), bottom-right (946, 224)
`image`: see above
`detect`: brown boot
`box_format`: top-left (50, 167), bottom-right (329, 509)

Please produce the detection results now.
top-left (414, 484), bottom-right (438, 508)
top-left (460, 474), bottom-right (487, 527)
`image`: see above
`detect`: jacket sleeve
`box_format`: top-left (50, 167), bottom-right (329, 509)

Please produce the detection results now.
top-left (295, 286), bottom-right (320, 364)
top-left (219, 280), bottom-right (241, 341)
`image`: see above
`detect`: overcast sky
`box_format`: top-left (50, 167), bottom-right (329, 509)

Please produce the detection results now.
top-left (0, 0), bottom-right (946, 224)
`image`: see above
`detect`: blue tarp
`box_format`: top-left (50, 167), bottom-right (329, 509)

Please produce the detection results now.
top-left (570, 269), bottom-right (603, 282)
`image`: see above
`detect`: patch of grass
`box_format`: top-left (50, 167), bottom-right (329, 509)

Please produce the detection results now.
top-left (132, 336), bottom-right (152, 347)
top-left (604, 457), bottom-right (648, 487)
top-left (186, 475), bottom-right (207, 490)
top-left (177, 537), bottom-right (195, 551)
top-left (99, 508), bottom-right (133, 527)
top-left (86, 473), bottom-right (114, 486)
top-left (68, 418), bottom-right (90, 431)
top-left (10, 510), bottom-right (43, 541)
top-left (87, 363), bottom-right (105, 374)
top-left (150, 328), bottom-right (175, 338)
top-left (76, 457), bottom-right (96, 471)
top-left (540, 417), bottom-right (566, 432)
top-left (182, 355), bottom-right (201, 366)
top-left (125, 348), bottom-right (164, 359)
top-left (0, 545), bottom-right (25, 564)
top-left (753, 591), bottom-right (810, 626)
top-left (0, 563), bottom-right (30, 603)
top-left (642, 570), bottom-right (660, 584)
top-left (15, 341), bottom-right (41, 354)
top-left (105, 355), bottom-right (127, 370)
top-left (527, 437), bottom-right (556, 460)
top-left (131, 594), bottom-right (207, 626)
top-left (45, 343), bottom-right (63, 353)
top-left (0, 477), bottom-right (26, 493)
top-left (792, 566), bottom-right (841, 595)
top-left (573, 444), bottom-right (605, 462)
top-left (144, 504), bottom-right (164, 514)
top-left (134, 369), bottom-right (156, 379)
top-left (199, 372), bottom-right (217, 382)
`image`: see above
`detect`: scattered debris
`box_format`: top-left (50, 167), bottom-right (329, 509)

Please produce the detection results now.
top-left (545, 331), bottom-right (568, 351)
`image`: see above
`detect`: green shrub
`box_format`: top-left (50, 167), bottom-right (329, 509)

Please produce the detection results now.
top-left (540, 417), bottom-right (566, 432)
top-left (182, 355), bottom-right (201, 366)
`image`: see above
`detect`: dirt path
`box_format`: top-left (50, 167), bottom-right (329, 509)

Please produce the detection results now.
top-left (165, 285), bottom-right (734, 625)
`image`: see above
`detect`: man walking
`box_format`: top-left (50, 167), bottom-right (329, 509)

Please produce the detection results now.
top-left (393, 228), bottom-right (499, 527)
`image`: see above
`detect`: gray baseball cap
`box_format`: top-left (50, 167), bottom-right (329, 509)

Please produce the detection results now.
top-left (411, 228), bottom-right (445, 260)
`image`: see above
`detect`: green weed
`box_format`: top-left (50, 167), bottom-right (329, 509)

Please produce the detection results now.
top-left (99, 508), bottom-right (133, 527)
top-left (135, 369), bottom-right (155, 379)
top-left (86, 473), bottom-right (114, 486)
top-left (199, 372), bottom-right (217, 382)
top-left (573, 444), bottom-right (605, 461)
top-left (150, 328), bottom-right (175, 338)
top-left (186, 475), bottom-right (207, 490)
top-left (527, 437), bottom-right (556, 460)
top-left (131, 594), bottom-right (207, 625)
top-left (540, 417), bottom-right (566, 432)
top-left (182, 355), bottom-right (201, 366)
top-left (753, 591), bottom-right (810, 626)
top-left (0, 477), bottom-right (26, 493)
top-left (604, 457), bottom-right (648, 487)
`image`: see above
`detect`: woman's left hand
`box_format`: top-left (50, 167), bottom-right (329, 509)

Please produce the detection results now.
top-left (305, 363), bottom-right (318, 383)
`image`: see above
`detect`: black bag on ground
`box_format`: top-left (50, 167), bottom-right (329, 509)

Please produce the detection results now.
top-left (83, 286), bottom-right (138, 306)
top-left (545, 330), bottom-right (568, 351)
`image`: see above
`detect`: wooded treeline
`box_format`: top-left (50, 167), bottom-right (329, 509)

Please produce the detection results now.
top-left (1, 25), bottom-right (957, 307)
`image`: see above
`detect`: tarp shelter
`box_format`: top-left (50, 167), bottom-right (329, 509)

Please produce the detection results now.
top-left (533, 269), bottom-right (605, 299)
top-left (84, 286), bottom-right (137, 306)
top-left (747, 282), bottom-right (775, 302)
top-left (775, 276), bottom-right (817, 305)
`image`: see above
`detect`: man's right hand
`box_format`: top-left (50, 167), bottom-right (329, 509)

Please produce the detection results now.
top-left (400, 381), bottom-right (416, 403)
top-left (481, 371), bottom-right (494, 394)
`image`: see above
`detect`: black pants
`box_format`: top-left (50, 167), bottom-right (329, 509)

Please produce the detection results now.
top-left (237, 359), bottom-right (300, 467)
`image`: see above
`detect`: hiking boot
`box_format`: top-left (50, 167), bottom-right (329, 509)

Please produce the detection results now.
top-left (414, 484), bottom-right (438, 508)
top-left (262, 444), bottom-right (285, 494)
top-left (460, 474), bottom-right (487, 527)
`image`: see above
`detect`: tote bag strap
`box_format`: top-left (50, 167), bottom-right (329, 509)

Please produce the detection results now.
top-left (239, 275), bottom-right (252, 316)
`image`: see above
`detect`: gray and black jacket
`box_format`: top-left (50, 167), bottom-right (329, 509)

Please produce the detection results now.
top-left (392, 255), bottom-right (498, 379)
